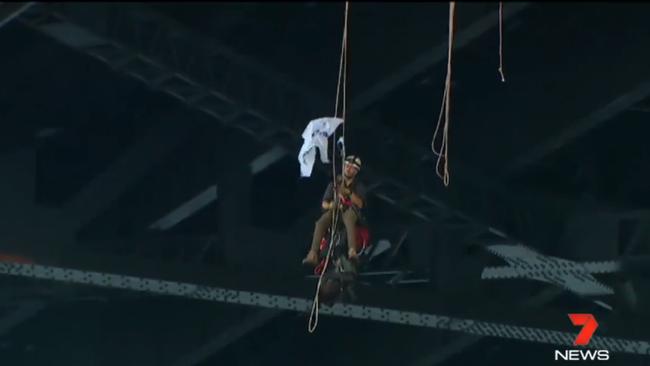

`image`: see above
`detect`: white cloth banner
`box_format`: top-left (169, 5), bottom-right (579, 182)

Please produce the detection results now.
top-left (298, 117), bottom-right (343, 177)
top-left (337, 136), bottom-right (345, 159)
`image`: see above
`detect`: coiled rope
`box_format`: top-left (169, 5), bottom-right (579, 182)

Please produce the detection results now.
top-left (432, 1), bottom-right (507, 186)
top-left (431, 1), bottom-right (456, 187)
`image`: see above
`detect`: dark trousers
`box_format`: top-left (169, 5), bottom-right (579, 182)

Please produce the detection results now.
top-left (310, 207), bottom-right (358, 253)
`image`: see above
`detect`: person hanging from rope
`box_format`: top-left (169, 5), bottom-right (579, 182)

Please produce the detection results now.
top-left (302, 155), bottom-right (367, 266)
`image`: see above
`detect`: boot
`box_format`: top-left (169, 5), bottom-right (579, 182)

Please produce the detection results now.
top-left (302, 249), bottom-right (319, 266)
top-left (347, 247), bottom-right (358, 261)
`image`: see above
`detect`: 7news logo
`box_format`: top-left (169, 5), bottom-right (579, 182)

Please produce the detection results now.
top-left (554, 313), bottom-right (610, 361)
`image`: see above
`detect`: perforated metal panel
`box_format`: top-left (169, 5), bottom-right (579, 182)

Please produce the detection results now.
top-left (0, 261), bottom-right (647, 355)
top-left (482, 244), bottom-right (616, 296)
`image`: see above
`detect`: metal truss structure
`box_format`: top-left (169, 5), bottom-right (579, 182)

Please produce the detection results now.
top-left (5, 4), bottom-right (650, 365)
top-left (0, 260), bottom-right (648, 356)
top-left (16, 3), bottom-right (556, 248)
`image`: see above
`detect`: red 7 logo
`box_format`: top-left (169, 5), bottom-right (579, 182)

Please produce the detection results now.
top-left (568, 313), bottom-right (599, 346)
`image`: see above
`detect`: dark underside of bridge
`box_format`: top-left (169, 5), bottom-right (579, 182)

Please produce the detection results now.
top-left (0, 2), bottom-right (650, 366)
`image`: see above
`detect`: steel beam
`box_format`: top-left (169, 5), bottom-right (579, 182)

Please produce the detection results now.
top-left (63, 113), bottom-right (194, 230)
top-left (171, 309), bottom-right (281, 366)
top-left (18, 3), bottom-right (588, 254)
top-left (0, 259), bottom-right (648, 356)
top-left (0, 2), bottom-right (34, 29)
top-left (350, 2), bottom-right (531, 114)
top-left (0, 301), bottom-right (45, 337)
top-left (17, 4), bottom-right (468, 232)
top-left (149, 185), bottom-right (217, 231)
top-left (249, 146), bottom-right (287, 175)
top-left (502, 81), bottom-right (650, 177)
top-left (434, 4), bottom-right (650, 177)
top-left (0, 148), bottom-right (78, 257)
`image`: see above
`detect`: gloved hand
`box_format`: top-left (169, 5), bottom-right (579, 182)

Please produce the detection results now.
top-left (339, 194), bottom-right (353, 209)
top-left (341, 187), bottom-right (351, 197)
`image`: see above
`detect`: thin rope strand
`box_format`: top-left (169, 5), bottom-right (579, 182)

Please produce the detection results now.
top-left (342, 11), bottom-right (348, 170)
top-left (333, 6), bottom-right (347, 118)
top-left (498, 1), bottom-right (506, 82)
top-left (431, 86), bottom-right (448, 157)
top-left (431, 1), bottom-right (455, 187)
top-left (441, 2), bottom-right (455, 187)
top-left (308, 1), bottom-right (349, 333)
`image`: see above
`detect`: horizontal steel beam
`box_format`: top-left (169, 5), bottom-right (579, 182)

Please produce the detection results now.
top-left (0, 260), bottom-right (647, 356)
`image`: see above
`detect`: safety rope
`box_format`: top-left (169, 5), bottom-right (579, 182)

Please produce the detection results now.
top-left (498, 1), bottom-right (506, 82)
top-left (308, 1), bottom-right (349, 333)
top-left (431, 1), bottom-right (455, 187)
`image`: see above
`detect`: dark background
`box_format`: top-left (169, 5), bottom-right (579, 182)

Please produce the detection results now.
top-left (0, 2), bottom-right (649, 365)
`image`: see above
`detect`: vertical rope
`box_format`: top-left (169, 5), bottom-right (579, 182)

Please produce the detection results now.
top-left (431, 1), bottom-right (455, 187)
top-left (341, 13), bottom-right (348, 169)
top-left (498, 1), bottom-right (506, 82)
top-left (308, 1), bottom-right (349, 334)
